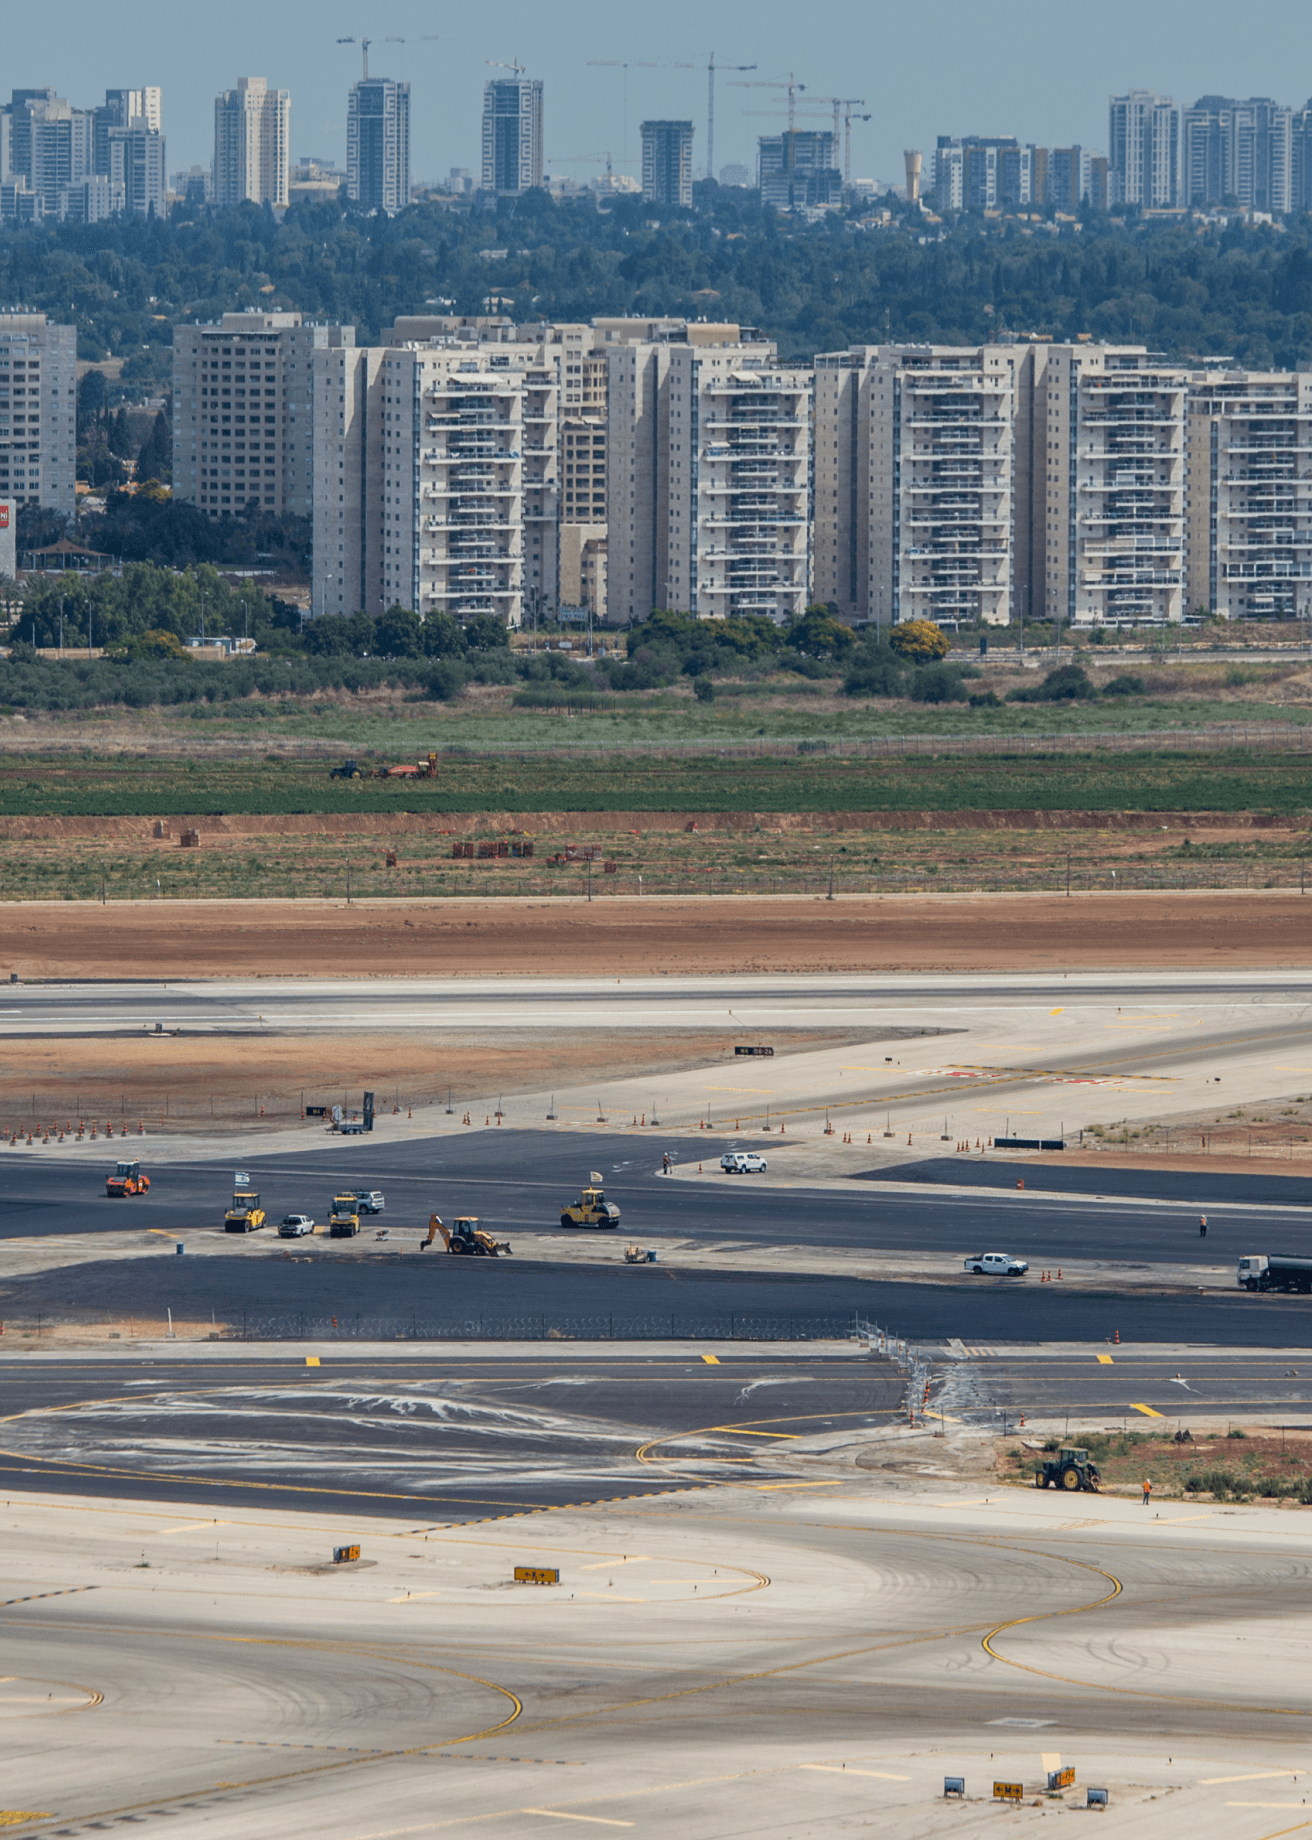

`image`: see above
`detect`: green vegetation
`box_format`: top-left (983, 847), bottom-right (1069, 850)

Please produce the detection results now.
top-left (5, 193), bottom-right (1312, 369)
top-left (0, 747), bottom-right (1308, 817)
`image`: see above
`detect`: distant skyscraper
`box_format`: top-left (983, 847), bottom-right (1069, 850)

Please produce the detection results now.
top-left (640, 120), bottom-right (693, 208)
top-left (758, 131), bottom-right (840, 210)
top-left (213, 76), bottom-right (290, 208)
top-left (933, 136), bottom-right (1034, 211)
top-left (347, 77), bottom-right (410, 214)
top-left (1182, 96), bottom-right (1292, 212)
top-left (1108, 89), bottom-right (1180, 208)
top-left (109, 124), bottom-right (166, 216)
top-left (481, 77), bottom-right (543, 195)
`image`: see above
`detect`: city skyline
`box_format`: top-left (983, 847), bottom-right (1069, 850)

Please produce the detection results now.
top-left (4, 0), bottom-right (1311, 195)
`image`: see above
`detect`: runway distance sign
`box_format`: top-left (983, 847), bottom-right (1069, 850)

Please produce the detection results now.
top-left (734, 1045), bottom-right (775, 1057)
top-left (1048, 1766), bottom-right (1075, 1791)
top-left (993, 1782), bottom-right (1024, 1802)
top-left (514, 1566), bottom-right (560, 1586)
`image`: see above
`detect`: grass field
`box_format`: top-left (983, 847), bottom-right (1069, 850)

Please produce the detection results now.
top-left (1, 748), bottom-right (1311, 817)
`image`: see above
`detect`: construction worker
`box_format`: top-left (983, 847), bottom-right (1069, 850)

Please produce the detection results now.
top-left (1142, 1477), bottom-right (1152, 1507)
top-left (662, 1153), bottom-right (670, 1175)
top-left (1199, 1216), bottom-right (1208, 1238)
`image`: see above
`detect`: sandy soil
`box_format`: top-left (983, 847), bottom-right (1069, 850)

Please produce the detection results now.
top-left (0, 1027), bottom-right (859, 1133)
top-left (1, 889), bottom-right (1308, 980)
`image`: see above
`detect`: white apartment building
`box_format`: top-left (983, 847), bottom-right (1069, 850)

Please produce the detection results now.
top-left (173, 311), bottom-right (349, 518)
top-left (814, 344), bottom-right (1019, 628)
top-left (213, 77), bottom-right (290, 208)
top-left (313, 335), bottom-right (563, 626)
top-left (1109, 89), bottom-right (1180, 208)
top-left (607, 330), bottom-right (810, 624)
top-left (1185, 368), bottom-right (1312, 620)
top-left (1030, 345), bottom-right (1188, 628)
top-left (0, 314), bottom-right (77, 514)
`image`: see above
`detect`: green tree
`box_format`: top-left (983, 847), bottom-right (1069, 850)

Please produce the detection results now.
top-left (135, 409), bottom-right (172, 484)
top-left (788, 606), bottom-right (855, 659)
top-left (373, 604), bottom-right (422, 657)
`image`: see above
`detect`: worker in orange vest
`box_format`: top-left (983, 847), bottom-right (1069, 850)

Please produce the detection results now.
top-left (1142, 1477), bottom-right (1152, 1507)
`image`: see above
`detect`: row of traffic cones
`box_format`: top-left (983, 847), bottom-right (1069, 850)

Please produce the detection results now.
top-left (8, 1119), bottom-right (140, 1144)
top-left (1039, 1268), bottom-right (1063, 1281)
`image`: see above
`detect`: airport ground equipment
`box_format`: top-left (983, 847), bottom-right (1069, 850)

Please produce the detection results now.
top-left (560, 1175), bottom-right (621, 1230)
top-left (422, 1214), bottom-right (512, 1256)
top-left (224, 1189), bottom-right (266, 1232)
top-left (329, 1195), bottom-right (361, 1238)
top-left (1036, 1447), bottom-right (1102, 1492)
top-left (106, 1159), bottom-right (150, 1197)
top-left (1237, 1253), bottom-right (1312, 1292)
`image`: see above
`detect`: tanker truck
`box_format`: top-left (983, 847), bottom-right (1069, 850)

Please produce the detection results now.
top-left (1237, 1254), bottom-right (1312, 1293)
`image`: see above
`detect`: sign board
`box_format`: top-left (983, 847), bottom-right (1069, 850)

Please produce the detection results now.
top-left (1087, 1788), bottom-right (1108, 1808)
top-left (993, 1783), bottom-right (1024, 1803)
top-left (333, 1544), bottom-right (360, 1564)
top-left (943, 1777), bottom-right (965, 1798)
top-left (513, 1566), bottom-right (560, 1586)
top-left (734, 1045), bottom-right (775, 1057)
top-left (305, 1106), bottom-right (327, 1118)
top-left (995, 1137), bottom-right (1066, 1152)
top-left (1048, 1767), bottom-right (1075, 1792)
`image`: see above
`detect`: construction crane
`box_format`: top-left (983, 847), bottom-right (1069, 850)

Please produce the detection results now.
top-left (337, 34), bottom-right (437, 82)
top-left (488, 58), bottom-right (528, 76)
top-left (705, 53), bottom-right (756, 181)
top-left (730, 73), bottom-right (807, 134)
top-left (587, 59), bottom-right (696, 165)
top-left (837, 102), bottom-right (871, 183)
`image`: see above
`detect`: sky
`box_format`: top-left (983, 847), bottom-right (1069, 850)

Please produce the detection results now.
top-left (4, 0), bottom-right (1311, 187)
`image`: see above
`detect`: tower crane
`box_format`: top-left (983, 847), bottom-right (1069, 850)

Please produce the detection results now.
top-left (337, 34), bottom-right (437, 82)
top-left (705, 53), bottom-right (756, 180)
top-left (730, 73), bottom-right (807, 133)
top-left (587, 60), bottom-right (696, 166)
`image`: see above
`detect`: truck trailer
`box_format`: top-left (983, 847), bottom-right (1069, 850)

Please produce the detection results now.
top-left (1237, 1254), bottom-right (1312, 1293)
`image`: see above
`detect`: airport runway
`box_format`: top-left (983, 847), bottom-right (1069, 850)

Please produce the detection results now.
top-left (7, 1450), bottom-right (1312, 1838)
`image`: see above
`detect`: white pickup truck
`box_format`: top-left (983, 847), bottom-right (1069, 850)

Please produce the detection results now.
top-left (963, 1252), bottom-right (1029, 1277)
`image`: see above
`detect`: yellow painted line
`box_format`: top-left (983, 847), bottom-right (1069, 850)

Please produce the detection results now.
top-left (1130, 1403), bottom-right (1165, 1418)
top-left (1049, 1008), bottom-right (1064, 1016)
top-left (305, 1356), bottom-right (320, 1367)
top-left (801, 1765), bottom-right (910, 1781)
top-left (147, 1229), bottom-right (177, 1238)
top-left (702, 1355), bottom-right (720, 1365)
top-left (522, 1812), bottom-right (633, 1828)
top-left (704, 1427), bottom-right (798, 1440)
top-left (1097, 1355), bottom-right (1114, 1365)
top-left (1205, 1774), bottom-right (1302, 1785)
top-left (0, 1818), bottom-right (53, 1829)
top-left (754, 1481), bottom-right (844, 1492)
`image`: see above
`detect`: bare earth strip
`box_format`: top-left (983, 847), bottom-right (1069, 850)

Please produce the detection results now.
top-left (2, 889), bottom-right (1309, 980)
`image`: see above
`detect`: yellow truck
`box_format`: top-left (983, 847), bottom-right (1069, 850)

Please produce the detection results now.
top-left (224, 1189), bottom-right (266, 1233)
top-left (560, 1174), bottom-right (621, 1231)
top-left (329, 1194), bottom-right (361, 1238)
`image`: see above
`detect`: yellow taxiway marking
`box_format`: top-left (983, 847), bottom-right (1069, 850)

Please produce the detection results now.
top-left (706, 1426), bottom-right (797, 1439)
top-left (754, 1480), bottom-right (844, 1491)
top-left (1097, 1355), bottom-right (1114, 1365)
top-left (1049, 1009), bottom-right (1064, 1016)
top-left (0, 1818), bottom-right (53, 1829)
top-left (1130, 1403), bottom-right (1165, 1418)
top-left (1205, 1774), bottom-right (1302, 1785)
top-left (702, 1355), bottom-right (720, 1365)
top-left (523, 1813), bottom-right (633, 1828)
top-left (801, 1765), bottom-right (910, 1781)
top-left (306, 1357), bottom-right (320, 1367)
top-left (147, 1521), bottom-right (233, 1537)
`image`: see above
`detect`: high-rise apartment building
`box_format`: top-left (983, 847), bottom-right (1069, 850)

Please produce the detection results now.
top-left (934, 137), bottom-right (1035, 211)
top-left (1182, 96), bottom-right (1292, 212)
top-left (814, 344), bottom-right (1020, 627)
top-left (481, 78), bottom-right (543, 195)
top-left (758, 131), bottom-right (840, 210)
top-left (347, 77), bottom-right (410, 214)
top-left (213, 77), bottom-right (290, 208)
top-left (0, 314), bottom-right (77, 513)
top-left (608, 328), bottom-right (810, 624)
top-left (1028, 345), bottom-right (1188, 627)
top-left (1186, 368), bottom-right (1312, 619)
top-left (641, 120), bottom-right (694, 208)
top-left (173, 311), bottom-right (347, 518)
top-left (1109, 90), bottom-right (1180, 208)
top-left (109, 125), bottom-right (166, 216)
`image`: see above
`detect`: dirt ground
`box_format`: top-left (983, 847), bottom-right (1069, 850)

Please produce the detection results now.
top-left (0, 1027), bottom-right (863, 1134)
top-left (1, 889), bottom-right (1308, 980)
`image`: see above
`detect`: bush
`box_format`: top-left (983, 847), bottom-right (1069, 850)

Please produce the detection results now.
top-left (888, 619), bottom-right (949, 662)
top-left (1009, 663), bottom-right (1097, 704)
top-left (910, 662), bottom-right (969, 704)
top-left (1103, 672), bottom-right (1147, 696)
top-left (693, 674), bottom-right (716, 702)
top-left (842, 640), bottom-right (908, 700)
top-left (969, 689), bottom-right (1003, 708)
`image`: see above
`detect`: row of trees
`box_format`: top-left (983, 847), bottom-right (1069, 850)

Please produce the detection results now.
top-left (0, 192), bottom-right (1311, 369)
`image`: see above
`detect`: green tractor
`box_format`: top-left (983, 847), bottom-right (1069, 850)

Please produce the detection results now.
top-left (1036, 1446), bottom-right (1101, 1492)
top-left (330, 758), bottom-right (365, 780)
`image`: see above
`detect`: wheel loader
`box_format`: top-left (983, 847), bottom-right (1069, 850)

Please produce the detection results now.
top-left (1035, 1447), bottom-right (1101, 1492)
top-left (421, 1214), bottom-right (512, 1257)
top-left (559, 1174), bottom-right (621, 1231)
top-left (106, 1159), bottom-right (150, 1198)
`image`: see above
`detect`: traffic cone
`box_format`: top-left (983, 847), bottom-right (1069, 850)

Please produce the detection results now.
top-left (699, 1163), bottom-right (703, 1173)
top-left (408, 1106), bottom-right (412, 1118)
top-left (138, 1121), bottom-right (144, 1134)
top-left (867, 1133), bottom-right (872, 1144)
top-left (485, 1115), bottom-right (490, 1126)
top-left (1114, 1329), bottom-right (1120, 1344)
top-left (1057, 1268), bottom-right (1062, 1279)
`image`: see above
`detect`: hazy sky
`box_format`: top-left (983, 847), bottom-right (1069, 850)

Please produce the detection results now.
top-left (6, 0), bottom-right (1311, 186)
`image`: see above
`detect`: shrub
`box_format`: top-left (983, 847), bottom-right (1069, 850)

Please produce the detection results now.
top-left (888, 618), bottom-right (949, 662)
top-left (910, 662), bottom-right (968, 704)
top-left (1102, 672), bottom-right (1147, 696)
top-left (969, 689), bottom-right (1003, 708)
top-left (1009, 663), bottom-right (1097, 704)
top-left (693, 675), bottom-right (716, 702)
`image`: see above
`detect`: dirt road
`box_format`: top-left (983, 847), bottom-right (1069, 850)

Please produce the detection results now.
top-left (3, 889), bottom-right (1308, 980)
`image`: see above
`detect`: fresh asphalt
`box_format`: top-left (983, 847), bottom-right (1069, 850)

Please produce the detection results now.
top-left (0, 1353), bottom-right (905, 1520)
